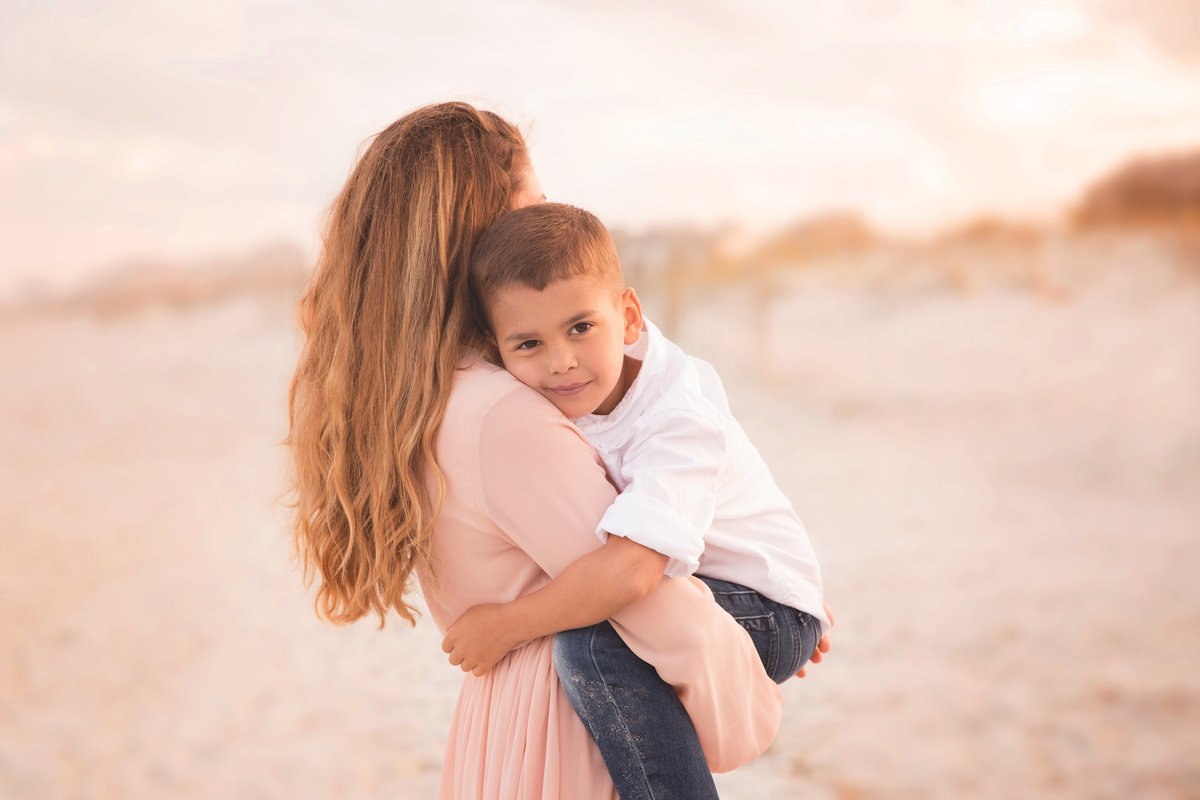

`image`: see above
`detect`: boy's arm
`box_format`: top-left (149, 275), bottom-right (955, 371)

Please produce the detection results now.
top-left (596, 407), bottom-right (725, 577)
top-left (442, 534), bottom-right (668, 675)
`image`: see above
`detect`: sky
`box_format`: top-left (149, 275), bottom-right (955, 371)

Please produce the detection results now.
top-left (1, 0), bottom-right (1198, 296)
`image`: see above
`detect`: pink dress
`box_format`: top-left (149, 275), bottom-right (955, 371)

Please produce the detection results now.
top-left (419, 360), bottom-right (782, 800)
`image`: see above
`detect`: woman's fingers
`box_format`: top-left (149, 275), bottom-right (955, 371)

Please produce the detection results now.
top-left (796, 647), bottom-right (821, 677)
top-left (797, 605), bottom-right (836, 678)
top-left (443, 637), bottom-right (485, 674)
top-left (445, 643), bottom-right (470, 669)
top-left (446, 647), bottom-right (478, 674)
top-left (814, 603), bottom-right (833, 656)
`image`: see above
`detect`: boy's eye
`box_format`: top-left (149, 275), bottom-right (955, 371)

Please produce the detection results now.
top-left (514, 339), bottom-right (540, 351)
top-left (570, 322), bottom-right (593, 335)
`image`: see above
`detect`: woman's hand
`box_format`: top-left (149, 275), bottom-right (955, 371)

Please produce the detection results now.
top-left (797, 604), bottom-right (834, 678)
top-left (442, 604), bottom-right (521, 676)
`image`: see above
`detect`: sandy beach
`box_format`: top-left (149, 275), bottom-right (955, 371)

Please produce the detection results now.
top-left (2, 232), bottom-right (1198, 799)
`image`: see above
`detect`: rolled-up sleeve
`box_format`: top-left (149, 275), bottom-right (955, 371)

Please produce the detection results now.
top-left (477, 388), bottom-right (780, 772)
top-left (598, 407), bottom-right (725, 577)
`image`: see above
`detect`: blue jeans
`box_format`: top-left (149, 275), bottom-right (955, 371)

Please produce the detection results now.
top-left (553, 576), bottom-right (821, 800)
top-left (698, 577), bottom-right (822, 684)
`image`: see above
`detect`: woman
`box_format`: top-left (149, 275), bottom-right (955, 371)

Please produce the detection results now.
top-left (287, 101), bottom-right (795, 799)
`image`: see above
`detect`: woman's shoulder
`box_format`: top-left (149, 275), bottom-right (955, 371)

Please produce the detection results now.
top-left (445, 360), bottom-right (586, 452)
top-left (449, 358), bottom-right (521, 410)
top-left (449, 359), bottom-right (557, 424)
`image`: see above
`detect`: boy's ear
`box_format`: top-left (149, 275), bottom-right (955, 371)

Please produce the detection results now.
top-left (621, 287), bottom-right (643, 345)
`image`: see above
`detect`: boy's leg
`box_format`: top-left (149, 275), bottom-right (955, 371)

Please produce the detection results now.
top-left (553, 622), bottom-right (719, 800)
top-left (696, 576), bottom-right (821, 684)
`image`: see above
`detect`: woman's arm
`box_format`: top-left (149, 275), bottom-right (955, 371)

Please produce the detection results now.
top-left (441, 536), bottom-right (668, 675)
top-left (476, 387), bottom-right (781, 771)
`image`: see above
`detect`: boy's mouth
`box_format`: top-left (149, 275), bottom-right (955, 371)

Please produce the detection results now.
top-left (547, 381), bottom-right (589, 398)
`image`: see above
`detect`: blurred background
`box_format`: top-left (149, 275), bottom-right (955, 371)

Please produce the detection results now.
top-left (2, 1), bottom-right (1197, 798)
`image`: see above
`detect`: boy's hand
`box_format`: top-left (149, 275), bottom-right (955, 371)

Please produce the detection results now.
top-left (797, 604), bottom-right (834, 679)
top-left (442, 604), bottom-right (521, 677)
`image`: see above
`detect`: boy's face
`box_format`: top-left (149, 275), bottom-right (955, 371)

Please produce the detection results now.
top-left (488, 277), bottom-right (643, 418)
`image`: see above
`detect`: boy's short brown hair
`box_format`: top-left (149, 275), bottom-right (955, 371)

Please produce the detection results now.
top-left (470, 202), bottom-right (624, 324)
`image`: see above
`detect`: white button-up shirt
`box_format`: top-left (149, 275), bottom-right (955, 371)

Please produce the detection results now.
top-left (574, 320), bottom-right (830, 634)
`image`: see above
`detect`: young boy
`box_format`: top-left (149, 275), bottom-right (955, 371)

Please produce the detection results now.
top-left (442, 202), bottom-right (830, 687)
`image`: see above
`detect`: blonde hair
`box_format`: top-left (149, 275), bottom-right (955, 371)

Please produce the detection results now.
top-left (286, 102), bottom-right (527, 626)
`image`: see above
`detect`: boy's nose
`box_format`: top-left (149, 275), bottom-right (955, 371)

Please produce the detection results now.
top-left (547, 345), bottom-right (578, 374)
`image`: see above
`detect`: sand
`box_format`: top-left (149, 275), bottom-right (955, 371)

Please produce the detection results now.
top-left (2, 233), bottom-right (1198, 799)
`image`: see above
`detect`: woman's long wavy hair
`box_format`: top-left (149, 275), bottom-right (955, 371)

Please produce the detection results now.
top-left (286, 102), bottom-right (527, 626)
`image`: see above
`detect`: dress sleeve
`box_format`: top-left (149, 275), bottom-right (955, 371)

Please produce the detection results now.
top-left (597, 407), bottom-right (725, 577)
top-left (478, 387), bottom-right (781, 773)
